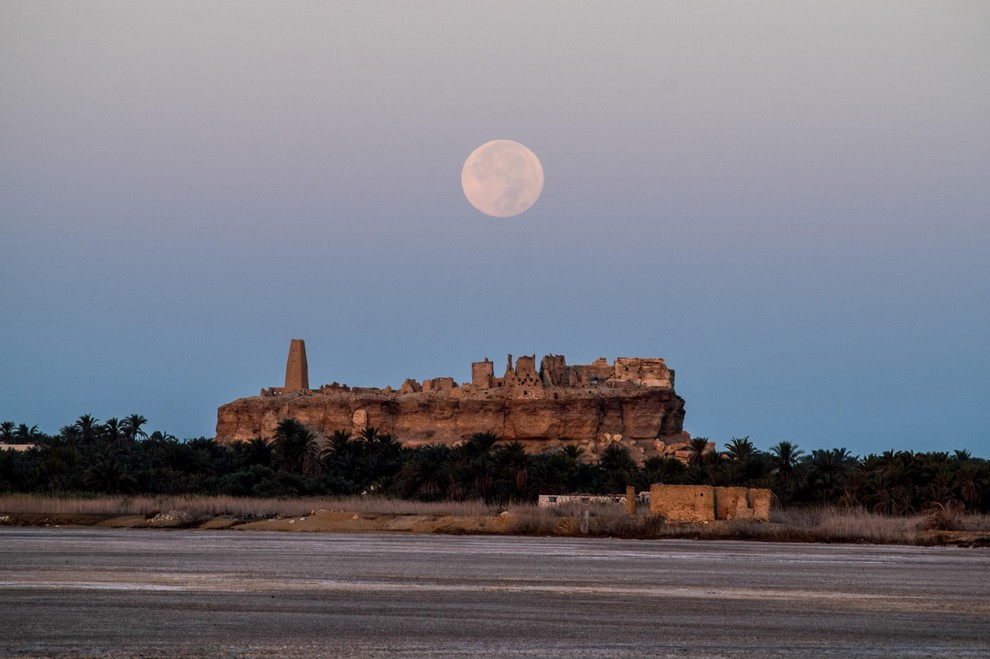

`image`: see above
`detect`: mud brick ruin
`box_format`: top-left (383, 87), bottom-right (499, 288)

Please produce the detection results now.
top-left (649, 484), bottom-right (772, 522)
top-left (215, 340), bottom-right (699, 463)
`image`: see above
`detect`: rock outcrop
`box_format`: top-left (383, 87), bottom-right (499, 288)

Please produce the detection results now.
top-left (215, 348), bottom-right (689, 463)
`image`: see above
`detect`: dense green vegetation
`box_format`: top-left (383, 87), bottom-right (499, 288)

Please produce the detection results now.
top-left (1, 416), bottom-right (987, 513)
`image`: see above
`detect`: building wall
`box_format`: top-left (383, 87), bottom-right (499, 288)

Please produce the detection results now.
top-left (649, 484), bottom-right (716, 522)
top-left (539, 354), bottom-right (568, 386)
top-left (715, 487), bottom-right (751, 521)
top-left (422, 377), bottom-right (456, 392)
top-left (514, 355), bottom-right (541, 386)
top-left (471, 360), bottom-right (494, 388)
top-left (748, 488), bottom-right (772, 521)
top-left (538, 494), bottom-right (628, 508)
top-left (650, 484), bottom-right (772, 522)
top-left (613, 357), bottom-right (673, 388)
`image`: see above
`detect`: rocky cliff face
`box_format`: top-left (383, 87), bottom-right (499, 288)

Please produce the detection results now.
top-left (215, 354), bottom-right (691, 462)
top-left (217, 387), bottom-right (687, 463)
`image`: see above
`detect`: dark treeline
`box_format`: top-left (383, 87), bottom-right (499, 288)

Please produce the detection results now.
top-left (1, 416), bottom-right (988, 513)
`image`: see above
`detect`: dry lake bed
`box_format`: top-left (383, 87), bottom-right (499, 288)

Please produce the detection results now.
top-left (1, 528), bottom-right (988, 657)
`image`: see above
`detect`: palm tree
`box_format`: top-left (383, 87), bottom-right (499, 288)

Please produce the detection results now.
top-left (953, 460), bottom-right (987, 510)
top-left (35, 445), bottom-right (83, 492)
top-left (148, 430), bottom-right (177, 443)
top-left (463, 431), bottom-right (499, 457)
top-left (322, 429), bottom-right (354, 458)
top-left (15, 424), bottom-right (40, 442)
top-left (273, 418), bottom-right (321, 476)
top-left (234, 437), bottom-right (274, 469)
top-left (639, 455), bottom-right (686, 487)
top-left (532, 445), bottom-right (584, 494)
top-left (561, 444), bottom-right (583, 461)
top-left (368, 431), bottom-right (402, 469)
top-left (322, 430), bottom-right (368, 484)
top-left (103, 418), bottom-right (122, 443)
top-left (495, 441), bottom-right (531, 498)
top-left (121, 414), bottom-right (148, 443)
top-left (807, 448), bottom-right (858, 504)
top-left (447, 432), bottom-right (501, 501)
top-left (769, 441), bottom-right (806, 503)
top-left (925, 461), bottom-right (957, 507)
top-left (687, 437), bottom-right (711, 466)
top-left (73, 414), bottom-right (101, 445)
top-left (725, 436), bottom-right (756, 462)
top-left (952, 449), bottom-right (973, 462)
top-left (598, 444), bottom-right (638, 493)
top-left (0, 421), bottom-right (15, 442)
top-left (396, 444), bottom-right (450, 500)
top-left (770, 441), bottom-right (804, 474)
top-left (83, 451), bottom-right (138, 494)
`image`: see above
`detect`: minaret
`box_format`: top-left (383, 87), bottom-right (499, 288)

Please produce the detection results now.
top-left (284, 339), bottom-right (310, 391)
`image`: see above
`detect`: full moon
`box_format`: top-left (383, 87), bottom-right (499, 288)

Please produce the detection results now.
top-left (461, 140), bottom-right (544, 218)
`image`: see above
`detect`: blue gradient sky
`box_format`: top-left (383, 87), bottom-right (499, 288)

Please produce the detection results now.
top-left (2, 2), bottom-right (988, 456)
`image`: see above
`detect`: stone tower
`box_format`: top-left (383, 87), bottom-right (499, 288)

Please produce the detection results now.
top-left (471, 358), bottom-right (495, 388)
top-left (284, 339), bottom-right (309, 391)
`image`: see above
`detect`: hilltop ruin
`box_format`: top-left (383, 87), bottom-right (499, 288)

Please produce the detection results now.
top-left (215, 340), bottom-right (694, 462)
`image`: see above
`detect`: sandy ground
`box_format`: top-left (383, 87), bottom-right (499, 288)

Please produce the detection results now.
top-left (0, 509), bottom-right (575, 534)
top-left (1, 528), bottom-right (988, 656)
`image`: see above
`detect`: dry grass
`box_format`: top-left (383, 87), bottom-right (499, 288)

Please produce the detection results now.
top-left (0, 494), bottom-right (499, 518)
top-left (505, 503), bottom-right (990, 543)
top-left (769, 507), bottom-right (925, 544)
top-left (2, 495), bottom-right (987, 544)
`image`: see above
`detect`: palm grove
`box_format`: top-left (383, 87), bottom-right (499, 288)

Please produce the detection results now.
top-left (1, 415), bottom-right (988, 514)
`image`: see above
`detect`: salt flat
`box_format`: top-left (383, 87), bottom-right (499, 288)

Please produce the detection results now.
top-left (1, 528), bottom-right (987, 657)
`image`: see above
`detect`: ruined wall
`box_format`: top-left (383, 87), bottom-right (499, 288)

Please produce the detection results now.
top-left (513, 355), bottom-right (541, 387)
top-left (748, 488), bottom-right (772, 521)
top-left (614, 357), bottom-right (673, 388)
top-left (471, 360), bottom-right (494, 388)
top-left (715, 487), bottom-right (752, 521)
top-left (399, 379), bottom-right (422, 394)
top-left (649, 485), bottom-right (716, 523)
top-left (570, 358), bottom-right (613, 386)
top-left (539, 355), bottom-right (568, 387)
top-left (421, 377), bottom-right (455, 392)
top-left (650, 485), bottom-right (772, 522)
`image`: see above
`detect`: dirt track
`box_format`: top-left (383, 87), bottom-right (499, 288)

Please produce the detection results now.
top-left (1, 528), bottom-right (988, 656)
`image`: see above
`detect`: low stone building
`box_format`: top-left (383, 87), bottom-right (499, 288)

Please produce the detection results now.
top-left (649, 484), bottom-right (772, 522)
top-left (537, 494), bottom-right (628, 508)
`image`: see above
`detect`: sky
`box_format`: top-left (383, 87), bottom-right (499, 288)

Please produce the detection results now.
top-left (2, 2), bottom-right (988, 457)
